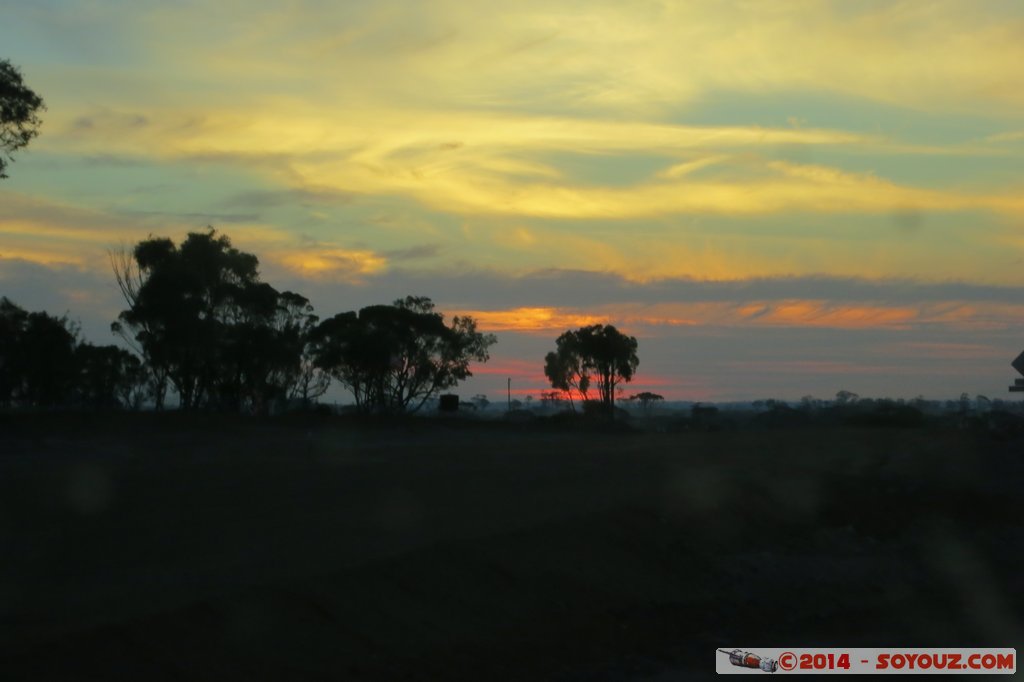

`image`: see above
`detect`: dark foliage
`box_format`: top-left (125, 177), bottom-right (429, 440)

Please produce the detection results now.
top-left (112, 229), bottom-right (325, 412)
top-left (0, 297), bottom-right (146, 408)
top-left (0, 297), bottom-right (78, 407)
top-left (627, 391), bottom-right (664, 410)
top-left (544, 324), bottom-right (639, 414)
top-left (310, 296), bottom-right (496, 414)
top-left (0, 59), bottom-right (45, 179)
top-left (75, 343), bottom-right (148, 409)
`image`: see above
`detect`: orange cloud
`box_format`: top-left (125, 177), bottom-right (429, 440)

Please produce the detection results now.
top-left (459, 300), bottom-right (1024, 335)
top-left (454, 306), bottom-right (608, 332)
top-left (745, 301), bottom-right (919, 329)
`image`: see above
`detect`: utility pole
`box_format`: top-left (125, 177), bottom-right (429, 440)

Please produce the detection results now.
top-left (507, 377), bottom-right (511, 412)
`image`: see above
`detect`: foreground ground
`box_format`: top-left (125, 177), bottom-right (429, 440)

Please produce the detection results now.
top-left (1, 413), bottom-right (1021, 680)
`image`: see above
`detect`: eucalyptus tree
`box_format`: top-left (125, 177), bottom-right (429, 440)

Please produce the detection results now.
top-left (311, 296), bottom-right (496, 414)
top-left (544, 324), bottom-right (638, 414)
top-left (0, 59), bottom-right (45, 179)
top-left (112, 228), bottom-right (318, 412)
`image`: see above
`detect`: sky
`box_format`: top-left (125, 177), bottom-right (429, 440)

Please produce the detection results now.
top-left (2, 0), bottom-right (1024, 402)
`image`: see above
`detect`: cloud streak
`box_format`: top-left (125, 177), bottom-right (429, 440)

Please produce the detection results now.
top-left (35, 104), bottom-right (1024, 222)
top-left (4, 0), bottom-right (1024, 400)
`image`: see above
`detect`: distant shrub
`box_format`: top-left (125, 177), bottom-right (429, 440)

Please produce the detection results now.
top-left (691, 403), bottom-right (719, 428)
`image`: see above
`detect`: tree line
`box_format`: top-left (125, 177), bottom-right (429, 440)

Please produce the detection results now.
top-left (107, 229), bottom-right (499, 414)
top-left (1, 227), bottom-right (643, 414)
top-left (0, 298), bottom-right (145, 409)
top-left (0, 225), bottom-right (643, 411)
top-left (0, 229), bottom-right (500, 413)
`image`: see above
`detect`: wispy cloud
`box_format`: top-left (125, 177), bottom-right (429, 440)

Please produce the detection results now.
top-left (36, 104), bottom-right (1024, 222)
top-left (118, 1), bottom-right (1024, 115)
top-left (4, 0), bottom-right (1024, 401)
top-left (453, 300), bottom-right (1024, 335)
top-left (277, 246), bottom-right (388, 283)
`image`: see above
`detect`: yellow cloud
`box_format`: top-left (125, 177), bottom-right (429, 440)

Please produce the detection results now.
top-left (78, 1), bottom-right (1024, 117)
top-left (453, 307), bottom-right (608, 332)
top-left (657, 155), bottom-right (731, 179)
top-left (41, 101), bottom-right (1024, 222)
top-left (276, 247), bottom-right (387, 282)
top-left (0, 190), bottom-right (384, 282)
top-left (46, 107), bottom-right (871, 159)
top-left (0, 246), bottom-right (86, 268)
top-left (11, 0), bottom-right (1024, 293)
top-left (328, 158), bottom-right (1017, 219)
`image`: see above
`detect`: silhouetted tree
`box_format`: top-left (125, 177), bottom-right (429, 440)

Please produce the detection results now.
top-left (538, 391), bottom-right (563, 410)
top-left (0, 59), bottom-right (45, 179)
top-left (545, 324), bottom-right (638, 415)
top-left (289, 354), bottom-right (331, 409)
top-left (17, 308), bottom-right (79, 407)
top-left (111, 244), bottom-right (170, 407)
top-left (212, 287), bottom-right (319, 414)
top-left (691, 402), bottom-right (719, 426)
top-left (0, 297), bottom-right (78, 407)
top-left (113, 229), bottom-right (259, 409)
top-left (311, 296), bottom-right (495, 414)
top-left (75, 343), bottom-right (147, 408)
top-left (112, 228), bottom-right (318, 412)
top-left (835, 390), bottom-right (858, 405)
top-left (0, 297), bottom-right (26, 405)
top-left (308, 310), bottom-right (374, 411)
top-left (627, 391), bottom-right (664, 411)
top-left (1, 297), bottom-right (148, 409)
top-left (543, 338), bottom-right (590, 412)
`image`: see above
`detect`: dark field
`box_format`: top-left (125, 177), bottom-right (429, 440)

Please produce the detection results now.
top-left (1, 414), bottom-right (1021, 680)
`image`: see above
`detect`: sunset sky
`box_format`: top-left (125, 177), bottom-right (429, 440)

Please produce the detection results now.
top-left (2, 0), bottom-right (1024, 402)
